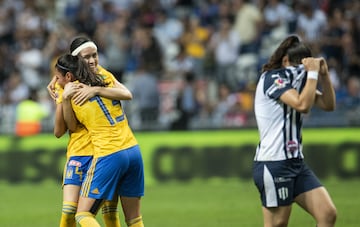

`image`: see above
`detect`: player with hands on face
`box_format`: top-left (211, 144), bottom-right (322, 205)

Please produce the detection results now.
top-left (253, 35), bottom-right (336, 227)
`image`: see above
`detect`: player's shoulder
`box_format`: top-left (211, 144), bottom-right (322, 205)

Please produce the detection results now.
top-left (97, 65), bottom-right (116, 84)
top-left (97, 65), bottom-right (112, 76)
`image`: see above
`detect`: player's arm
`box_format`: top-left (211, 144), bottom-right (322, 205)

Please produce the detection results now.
top-left (54, 103), bottom-right (67, 138)
top-left (280, 58), bottom-right (321, 113)
top-left (47, 76), bottom-right (57, 100)
top-left (71, 81), bottom-right (133, 106)
top-left (314, 58), bottom-right (336, 111)
top-left (62, 82), bottom-right (80, 132)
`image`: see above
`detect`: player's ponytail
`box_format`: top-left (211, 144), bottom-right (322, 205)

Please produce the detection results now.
top-left (261, 35), bottom-right (301, 72)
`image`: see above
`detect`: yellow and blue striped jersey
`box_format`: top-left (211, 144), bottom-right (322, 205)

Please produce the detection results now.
top-left (55, 65), bottom-right (119, 158)
top-left (71, 95), bottom-right (138, 158)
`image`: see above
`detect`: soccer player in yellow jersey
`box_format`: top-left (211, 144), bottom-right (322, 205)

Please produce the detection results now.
top-left (55, 53), bottom-right (145, 227)
top-left (49, 37), bottom-right (130, 227)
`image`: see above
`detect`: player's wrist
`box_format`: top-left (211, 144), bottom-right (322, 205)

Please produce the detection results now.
top-left (307, 71), bottom-right (318, 80)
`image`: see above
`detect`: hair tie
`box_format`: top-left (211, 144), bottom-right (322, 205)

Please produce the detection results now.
top-left (56, 63), bottom-right (71, 71)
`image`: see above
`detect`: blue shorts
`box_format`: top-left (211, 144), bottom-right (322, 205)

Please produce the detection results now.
top-left (253, 159), bottom-right (322, 207)
top-left (81, 145), bottom-right (144, 200)
top-left (63, 156), bottom-right (93, 186)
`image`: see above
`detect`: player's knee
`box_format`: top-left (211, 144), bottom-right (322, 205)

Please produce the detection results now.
top-left (272, 219), bottom-right (289, 227)
top-left (89, 199), bottom-right (104, 214)
top-left (322, 205), bottom-right (337, 225)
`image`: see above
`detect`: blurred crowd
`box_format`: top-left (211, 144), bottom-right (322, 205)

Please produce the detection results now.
top-left (0, 0), bottom-right (360, 134)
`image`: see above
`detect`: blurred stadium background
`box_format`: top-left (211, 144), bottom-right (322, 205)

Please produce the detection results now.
top-left (0, 0), bottom-right (359, 226)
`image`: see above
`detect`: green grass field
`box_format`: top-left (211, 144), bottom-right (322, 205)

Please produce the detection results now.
top-left (1, 179), bottom-right (359, 227)
top-left (0, 129), bottom-right (359, 226)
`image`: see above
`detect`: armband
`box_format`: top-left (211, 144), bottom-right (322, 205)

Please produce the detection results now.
top-left (307, 71), bottom-right (318, 80)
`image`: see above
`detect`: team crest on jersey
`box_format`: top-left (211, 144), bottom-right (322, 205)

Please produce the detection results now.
top-left (66, 168), bottom-right (73, 179)
top-left (278, 187), bottom-right (289, 200)
top-left (69, 160), bottom-right (82, 167)
top-left (272, 73), bottom-right (288, 88)
top-left (274, 78), bottom-right (286, 88)
top-left (286, 140), bottom-right (298, 152)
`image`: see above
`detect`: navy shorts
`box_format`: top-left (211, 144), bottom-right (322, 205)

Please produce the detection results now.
top-left (253, 159), bottom-right (322, 207)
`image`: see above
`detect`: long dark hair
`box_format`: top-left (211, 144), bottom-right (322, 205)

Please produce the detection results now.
top-left (262, 35), bottom-right (311, 72)
top-left (287, 43), bottom-right (312, 65)
top-left (55, 54), bottom-right (107, 87)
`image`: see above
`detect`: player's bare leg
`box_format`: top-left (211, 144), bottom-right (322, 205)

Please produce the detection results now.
top-left (295, 187), bottom-right (337, 227)
top-left (120, 196), bottom-right (143, 227)
top-left (60, 185), bottom-right (81, 227)
top-left (262, 205), bottom-right (292, 227)
top-left (75, 196), bottom-right (103, 227)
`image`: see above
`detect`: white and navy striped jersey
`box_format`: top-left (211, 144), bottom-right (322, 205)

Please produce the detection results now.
top-left (254, 65), bottom-right (307, 161)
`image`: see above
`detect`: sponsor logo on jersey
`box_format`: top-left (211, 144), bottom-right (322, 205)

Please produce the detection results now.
top-left (69, 160), bottom-right (82, 167)
top-left (274, 177), bottom-right (291, 183)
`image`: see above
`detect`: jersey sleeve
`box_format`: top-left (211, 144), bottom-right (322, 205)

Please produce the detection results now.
top-left (263, 69), bottom-right (293, 100)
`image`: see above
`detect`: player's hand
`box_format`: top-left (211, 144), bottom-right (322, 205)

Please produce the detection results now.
top-left (72, 83), bottom-right (97, 106)
top-left (319, 58), bottom-right (329, 77)
top-left (47, 76), bottom-right (57, 100)
top-left (302, 57), bottom-right (321, 72)
top-left (63, 82), bottom-right (79, 100)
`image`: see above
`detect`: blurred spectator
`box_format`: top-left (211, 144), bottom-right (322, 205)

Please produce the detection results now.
top-left (129, 64), bottom-right (161, 128)
top-left (296, 1), bottom-right (327, 45)
top-left (211, 83), bottom-right (237, 127)
top-left (321, 8), bottom-right (345, 65)
top-left (128, 24), bottom-right (163, 77)
top-left (1, 68), bottom-right (29, 105)
top-left (193, 0), bottom-right (220, 27)
top-left (1, 0), bottom-right (360, 133)
top-left (71, 0), bottom-right (98, 37)
top-left (16, 39), bottom-right (43, 89)
top-left (232, 0), bottom-right (263, 54)
top-left (217, 0), bottom-right (232, 19)
top-left (95, 12), bottom-right (130, 82)
top-left (339, 76), bottom-right (360, 125)
top-left (262, 0), bottom-right (295, 36)
top-left (0, 2), bottom-right (16, 45)
top-left (15, 89), bottom-right (49, 137)
top-left (179, 15), bottom-right (210, 79)
top-left (165, 44), bottom-right (194, 79)
top-left (170, 72), bottom-right (199, 130)
top-left (153, 8), bottom-right (184, 66)
top-left (338, 76), bottom-right (360, 108)
top-left (342, 15), bottom-right (360, 78)
top-left (97, 0), bottom-right (118, 23)
top-left (153, 9), bottom-right (184, 49)
top-left (208, 15), bottom-right (240, 91)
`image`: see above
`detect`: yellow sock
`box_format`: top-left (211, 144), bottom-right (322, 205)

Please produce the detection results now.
top-left (126, 216), bottom-right (144, 227)
top-left (102, 200), bottom-right (120, 227)
top-left (59, 201), bottom-right (77, 227)
top-left (75, 211), bottom-right (101, 227)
